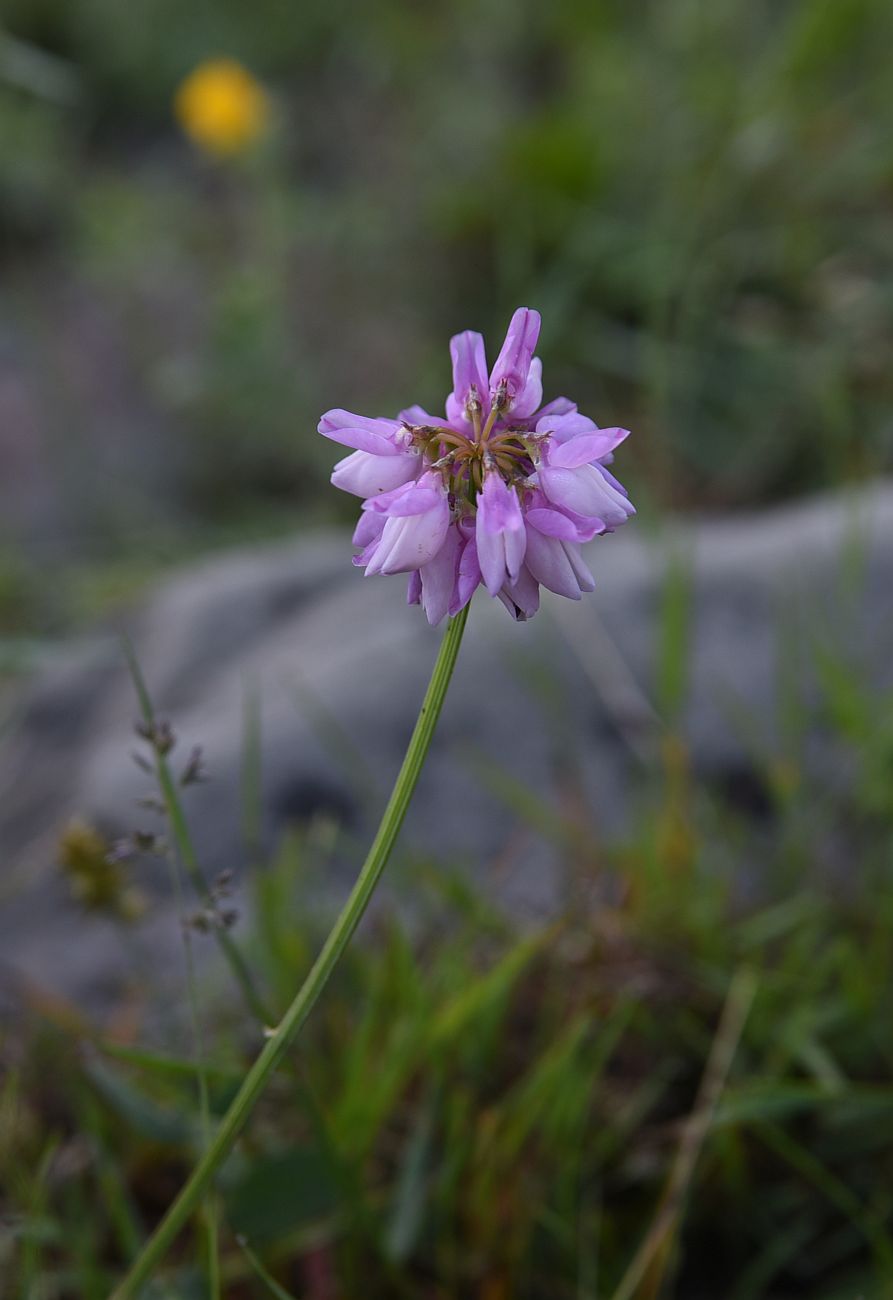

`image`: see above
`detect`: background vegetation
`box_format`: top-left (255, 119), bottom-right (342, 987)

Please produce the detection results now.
top-left (2, 1), bottom-right (893, 1296)
top-left (6, 631), bottom-right (893, 1298)
top-left (2, 0), bottom-right (893, 630)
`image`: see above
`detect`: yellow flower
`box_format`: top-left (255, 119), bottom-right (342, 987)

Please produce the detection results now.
top-left (174, 58), bottom-right (269, 157)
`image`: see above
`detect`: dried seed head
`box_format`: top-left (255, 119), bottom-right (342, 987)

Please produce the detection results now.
top-left (133, 829), bottom-right (164, 854)
top-left (180, 745), bottom-right (208, 787)
top-left (136, 796), bottom-right (165, 815)
top-left (134, 719), bottom-right (176, 756)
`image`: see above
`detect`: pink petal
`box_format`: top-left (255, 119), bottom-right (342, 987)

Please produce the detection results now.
top-left (406, 570), bottom-right (422, 605)
top-left (535, 412), bottom-right (597, 441)
top-left (511, 356), bottom-right (543, 419)
top-left (547, 428), bottom-right (630, 468)
top-left (475, 474), bottom-right (526, 595)
top-left (478, 472), bottom-right (524, 534)
top-left (362, 477), bottom-right (443, 517)
top-left (353, 511), bottom-right (385, 547)
top-left (539, 464), bottom-right (634, 527)
top-left (489, 307), bottom-right (541, 402)
top-left (318, 409), bottom-right (403, 455)
top-left (451, 533), bottom-right (481, 616)
top-left (566, 545), bottom-right (595, 593)
top-left (525, 506), bottom-right (602, 542)
top-left (366, 501), bottom-right (450, 575)
top-left (524, 529), bottom-right (590, 599)
top-left (399, 404), bottom-right (440, 425)
top-left (497, 564), bottom-right (540, 620)
top-left (419, 524), bottom-right (461, 625)
top-left (446, 331), bottom-right (489, 427)
top-left (331, 449), bottom-right (420, 498)
top-left (476, 527), bottom-right (505, 597)
top-left (533, 396), bottom-right (577, 422)
top-left (503, 515), bottom-right (526, 583)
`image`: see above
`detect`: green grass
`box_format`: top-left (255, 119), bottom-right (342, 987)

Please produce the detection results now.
top-left (2, 7), bottom-right (893, 1292)
top-left (4, 625), bottom-right (893, 1299)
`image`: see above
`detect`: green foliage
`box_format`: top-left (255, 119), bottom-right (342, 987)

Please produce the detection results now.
top-left (0, 545), bottom-right (38, 631)
top-left (3, 5), bottom-right (893, 1294)
top-left (5, 630), bottom-right (893, 1298)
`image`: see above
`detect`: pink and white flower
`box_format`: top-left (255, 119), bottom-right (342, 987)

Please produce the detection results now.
top-left (319, 308), bottom-right (635, 624)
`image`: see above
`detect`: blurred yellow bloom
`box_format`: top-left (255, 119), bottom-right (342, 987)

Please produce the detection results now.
top-left (174, 58), bottom-right (269, 157)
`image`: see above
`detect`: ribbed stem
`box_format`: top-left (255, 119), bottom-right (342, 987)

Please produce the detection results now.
top-left (111, 605), bottom-right (470, 1297)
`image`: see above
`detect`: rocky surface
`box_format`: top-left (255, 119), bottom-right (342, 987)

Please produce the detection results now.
top-left (2, 484), bottom-right (893, 1014)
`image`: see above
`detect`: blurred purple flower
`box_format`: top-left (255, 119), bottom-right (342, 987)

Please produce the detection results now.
top-left (319, 308), bottom-right (635, 623)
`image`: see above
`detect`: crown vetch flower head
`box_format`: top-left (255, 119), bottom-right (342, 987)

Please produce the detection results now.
top-left (319, 308), bottom-right (635, 623)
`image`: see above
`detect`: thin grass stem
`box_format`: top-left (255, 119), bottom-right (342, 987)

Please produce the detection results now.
top-left (161, 825), bottom-right (219, 1299)
top-left (123, 637), bottom-right (272, 1025)
top-left (610, 966), bottom-right (757, 1300)
top-left (236, 1236), bottom-right (299, 1300)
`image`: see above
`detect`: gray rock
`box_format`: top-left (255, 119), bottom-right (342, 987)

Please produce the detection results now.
top-left (2, 484), bottom-right (893, 1012)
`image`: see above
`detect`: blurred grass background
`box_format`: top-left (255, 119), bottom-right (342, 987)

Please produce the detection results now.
top-left (2, 0), bottom-right (893, 630)
top-left (3, 2), bottom-right (893, 1297)
top-left (6, 637), bottom-right (893, 1299)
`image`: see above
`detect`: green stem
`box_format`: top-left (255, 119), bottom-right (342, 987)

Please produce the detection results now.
top-left (156, 747), bottom-right (272, 1024)
top-left (112, 605), bottom-right (470, 1298)
top-left (123, 638), bottom-right (273, 1026)
top-left (161, 839), bottom-right (218, 1297)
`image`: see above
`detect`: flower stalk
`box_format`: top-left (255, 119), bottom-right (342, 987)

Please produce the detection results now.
top-left (111, 605), bottom-right (470, 1298)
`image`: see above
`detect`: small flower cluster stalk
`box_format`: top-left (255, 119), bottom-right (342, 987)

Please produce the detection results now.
top-left (321, 307), bottom-right (634, 623)
top-left (111, 607), bottom-right (469, 1297)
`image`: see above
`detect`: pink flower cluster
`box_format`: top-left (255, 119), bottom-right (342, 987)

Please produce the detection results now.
top-left (319, 308), bottom-right (634, 623)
